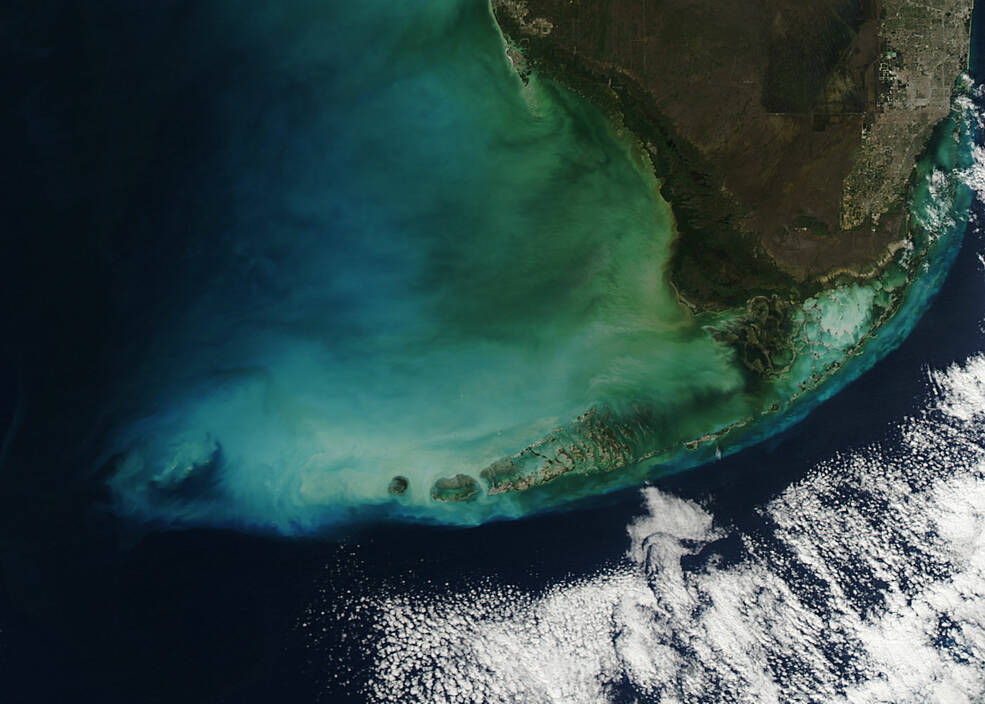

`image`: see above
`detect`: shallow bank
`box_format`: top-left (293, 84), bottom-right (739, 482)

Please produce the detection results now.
top-left (96, 0), bottom-right (978, 532)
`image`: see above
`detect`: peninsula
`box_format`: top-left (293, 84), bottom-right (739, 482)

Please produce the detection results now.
top-left (426, 0), bottom-right (975, 500)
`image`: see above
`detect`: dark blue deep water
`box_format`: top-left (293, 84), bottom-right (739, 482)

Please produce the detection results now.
top-left (2, 2), bottom-right (985, 702)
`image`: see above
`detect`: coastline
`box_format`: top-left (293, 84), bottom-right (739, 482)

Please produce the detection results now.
top-left (459, 0), bottom-right (981, 510)
top-left (95, 0), bottom-right (983, 530)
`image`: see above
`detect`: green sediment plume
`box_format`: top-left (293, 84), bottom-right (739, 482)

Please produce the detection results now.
top-left (104, 0), bottom-right (975, 532)
top-left (454, 70), bottom-right (977, 515)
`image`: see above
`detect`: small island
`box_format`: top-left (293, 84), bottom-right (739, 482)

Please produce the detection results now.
top-left (388, 476), bottom-right (409, 495)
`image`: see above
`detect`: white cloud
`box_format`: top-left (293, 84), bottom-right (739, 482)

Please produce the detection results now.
top-left (305, 347), bottom-right (985, 703)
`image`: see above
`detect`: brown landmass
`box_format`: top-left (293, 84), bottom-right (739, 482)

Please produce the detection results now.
top-left (492, 0), bottom-right (973, 307)
top-left (427, 0), bottom-right (974, 501)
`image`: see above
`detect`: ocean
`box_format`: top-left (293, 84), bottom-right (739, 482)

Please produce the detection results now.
top-left (2, 0), bottom-right (984, 701)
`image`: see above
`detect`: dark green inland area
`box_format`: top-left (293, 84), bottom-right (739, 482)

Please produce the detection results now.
top-left (497, 8), bottom-right (802, 310)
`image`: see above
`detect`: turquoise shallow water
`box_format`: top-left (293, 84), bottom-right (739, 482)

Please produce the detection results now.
top-left (103, 0), bottom-right (975, 531)
top-left (2, 2), bottom-right (983, 700)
